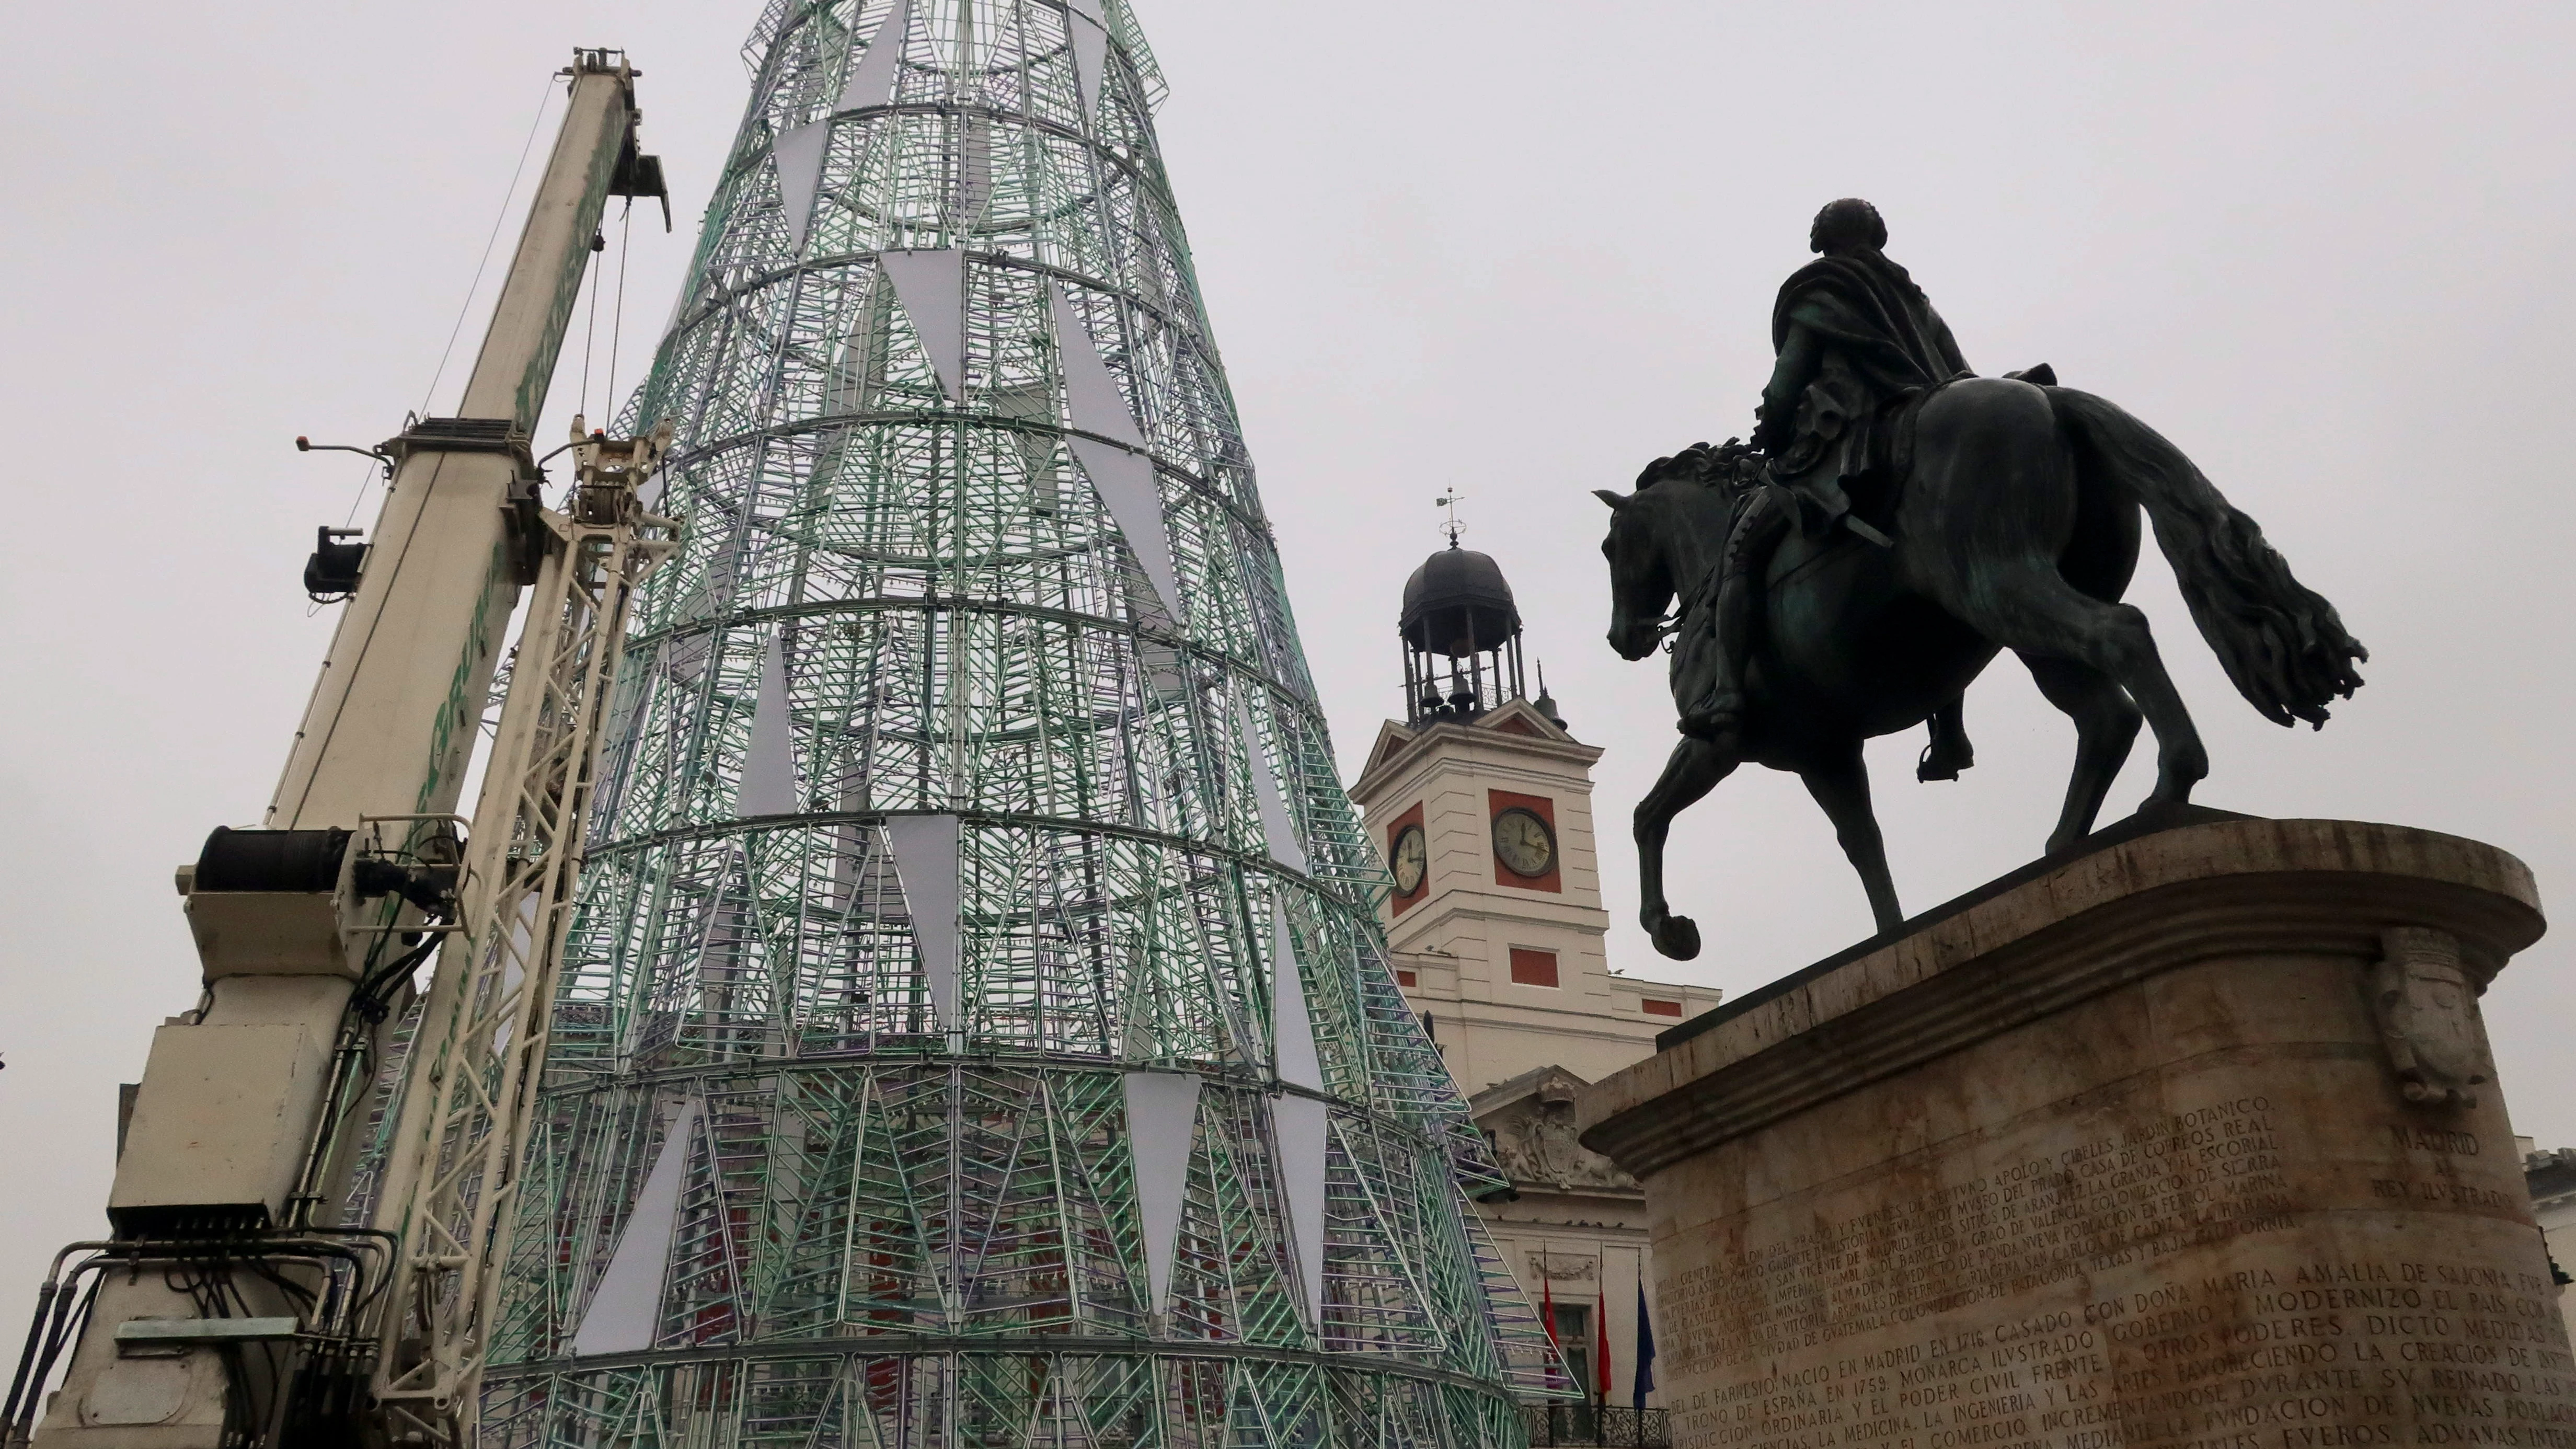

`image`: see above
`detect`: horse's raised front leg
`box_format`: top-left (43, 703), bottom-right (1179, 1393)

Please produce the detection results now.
top-left (1800, 744), bottom-right (1903, 934)
top-left (2019, 651), bottom-right (2145, 854)
top-left (1634, 735), bottom-right (1740, 960)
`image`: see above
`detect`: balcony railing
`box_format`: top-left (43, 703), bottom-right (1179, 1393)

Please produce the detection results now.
top-left (1520, 1404), bottom-right (1671, 1447)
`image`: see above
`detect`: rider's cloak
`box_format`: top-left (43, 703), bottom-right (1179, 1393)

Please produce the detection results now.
top-left (1770, 250), bottom-right (1969, 395)
top-left (1764, 249), bottom-right (1971, 520)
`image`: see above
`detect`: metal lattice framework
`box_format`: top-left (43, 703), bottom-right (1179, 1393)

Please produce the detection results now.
top-left (488, 2), bottom-right (1566, 1442)
top-left (369, 429), bottom-right (682, 1445)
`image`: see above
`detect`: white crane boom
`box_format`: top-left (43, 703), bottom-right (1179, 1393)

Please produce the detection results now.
top-left (5, 50), bottom-right (666, 1449)
top-left (269, 53), bottom-right (644, 836)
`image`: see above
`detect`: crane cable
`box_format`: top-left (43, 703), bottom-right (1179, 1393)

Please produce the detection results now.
top-left (574, 193), bottom-right (638, 438)
top-left (606, 202), bottom-right (634, 418)
top-left (419, 73), bottom-right (561, 420)
top-left (336, 75), bottom-right (559, 531)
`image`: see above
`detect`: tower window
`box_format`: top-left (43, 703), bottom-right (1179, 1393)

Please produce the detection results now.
top-left (1509, 948), bottom-right (1559, 988)
top-left (1396, 969), bottom-right (1418, 988)
top-left (1641, 997), bottom-right (1683, 1017)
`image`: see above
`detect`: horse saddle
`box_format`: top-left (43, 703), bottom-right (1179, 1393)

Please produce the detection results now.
top-left (1831, 364), bottom-right (2057, 548)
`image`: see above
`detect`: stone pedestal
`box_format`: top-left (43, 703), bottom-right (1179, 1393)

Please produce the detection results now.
top-left (1578, 818), bottom-right (2572, 1449)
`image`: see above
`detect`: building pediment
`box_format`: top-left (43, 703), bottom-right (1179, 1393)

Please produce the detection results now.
top-left (1362, 719), bottom-right (1420, 777)
top-left (1350, 704), bottom-right (1603, 806)
top-left (1475, 696), bottom-right (1570, 742)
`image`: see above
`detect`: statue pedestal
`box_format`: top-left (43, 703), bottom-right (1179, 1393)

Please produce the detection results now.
top-left (1578, 817), bottom-right (2574, 1449)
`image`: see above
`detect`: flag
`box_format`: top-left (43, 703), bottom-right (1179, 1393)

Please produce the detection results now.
top-left (1592, 1283), bottom-right (1606, 1406)
top-left (1633, 1276), bottom-right (1658, 1410)
top-left (1540, 1270), bottom-right (1564, 1391)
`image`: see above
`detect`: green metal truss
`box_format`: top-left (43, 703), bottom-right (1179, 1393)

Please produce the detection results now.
top-left (484, 1), bottom-right (1567, 1442)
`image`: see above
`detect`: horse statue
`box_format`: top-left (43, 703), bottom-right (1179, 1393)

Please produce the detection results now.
top-left (1595, 378), bottom-right (2368, 959)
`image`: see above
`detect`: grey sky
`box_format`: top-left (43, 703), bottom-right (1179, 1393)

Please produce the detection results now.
top-left (3, 1), bottom-right (2570, 1314)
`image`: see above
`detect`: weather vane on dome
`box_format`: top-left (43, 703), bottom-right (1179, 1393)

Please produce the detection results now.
top-left (1435, 487), bottom-right (1464, 548)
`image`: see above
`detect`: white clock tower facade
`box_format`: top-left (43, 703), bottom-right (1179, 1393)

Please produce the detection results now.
top-left (1348, 544), bottom-right (1720, 1428)
top-left (1353, 701), bottom-right (1703, 1091)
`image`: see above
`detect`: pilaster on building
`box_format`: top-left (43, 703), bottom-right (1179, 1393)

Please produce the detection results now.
top-left (1349, 641), bottom-right (1720, 1424)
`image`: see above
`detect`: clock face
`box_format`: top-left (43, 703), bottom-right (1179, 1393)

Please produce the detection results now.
top-left (1491, 807), bottom-right (1556, 879)
top-left (1390, 824), bottom-right (1428, 896)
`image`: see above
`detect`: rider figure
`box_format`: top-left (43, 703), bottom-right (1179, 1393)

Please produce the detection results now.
top-left (1682, 198), bottom-right (1973, 751)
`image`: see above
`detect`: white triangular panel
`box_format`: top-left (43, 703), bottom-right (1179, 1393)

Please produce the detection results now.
top-left (884, 813), bottom-right (961, 1027)
top-left (490, 892), bottom-right (543, 1055)
top-left (773, 121), bottom-right (831, 249)
top-left (1051, 282), bottom-right (1179, 613)
top-left (840, 0), bottom-right (913, 111)
top-left (735, 636), bottom-right (799, 818)
top-left (571, 1099), bottom-right (697, 1355)
top-left (1270, 914), bottom-right (1322, 1091)
top-left (1127, 571), bottom-right (1184, 700)
top-left (828, 779), bottom-right (872, 916)
top-left (955, 112), bottom-right (993, 227)
top-left (1273, 1095), bottom-right (1329, 1324)
top-left (1049, 283), bottom-right (1143, 445)
top-left (879, 248), bottom-right (967, 402)
top-left (1065, 0), bottom-right (1103, 21)
top-left (1236, 698), bottom-right (1310, 875)
top-left (1068, 14), bottom-right (1109, 117)
top-left (1121, 1071), bottom-right (1201, 1310)
top-left (1066, 438), bottom-right (1180, 614)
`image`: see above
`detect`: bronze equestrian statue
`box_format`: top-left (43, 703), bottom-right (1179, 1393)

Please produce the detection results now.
top-left (1596, 199), bottom-right (2366, 958)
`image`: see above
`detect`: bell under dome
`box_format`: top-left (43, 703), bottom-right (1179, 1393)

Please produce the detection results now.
top-left (1398, 543), bottom-right (1527, 725)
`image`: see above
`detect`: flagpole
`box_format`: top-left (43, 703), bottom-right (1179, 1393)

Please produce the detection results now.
top-left (1542, 1269), bottom-right (1560, 1373)
top-left (1596, 1282), bottom-right (1611, 1413)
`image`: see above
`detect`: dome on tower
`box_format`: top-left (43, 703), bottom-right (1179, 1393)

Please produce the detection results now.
top-left (1401, 545), bottom-right (1521, 658)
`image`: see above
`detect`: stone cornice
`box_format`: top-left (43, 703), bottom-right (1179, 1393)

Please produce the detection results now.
top-left (1574, 817), bottom-right (2543, 1181)
top-left (1350, 713), bottom-right (1604, 804)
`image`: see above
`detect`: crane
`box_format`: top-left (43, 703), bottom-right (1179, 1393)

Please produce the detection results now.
top-left (5, 50), bottom-right (674, 1448)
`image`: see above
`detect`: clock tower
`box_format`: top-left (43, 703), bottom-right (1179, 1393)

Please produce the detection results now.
top-left (1348, 538), bottom-right (1719, 1426)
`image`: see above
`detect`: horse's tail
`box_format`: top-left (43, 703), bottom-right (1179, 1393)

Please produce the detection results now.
top-left (2048, 385), bottom-right (2366, 728)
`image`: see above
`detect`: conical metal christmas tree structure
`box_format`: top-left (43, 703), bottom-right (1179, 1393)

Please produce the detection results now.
top-left (482, 1), bottom-right (1565, 1443)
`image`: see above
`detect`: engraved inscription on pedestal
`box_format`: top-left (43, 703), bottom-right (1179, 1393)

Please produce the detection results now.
top-left (1652, 1101), bottom-right (2572, 1449)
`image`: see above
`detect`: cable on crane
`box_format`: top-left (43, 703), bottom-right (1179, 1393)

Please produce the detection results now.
top-left (578, 221), bottom-right (605, 422)
top-left (418, 74), bottom-right (561, 420)
top-left (606, 200), bottom-right (634, 419)
top-left (329, 74), bottom-right (561, 535)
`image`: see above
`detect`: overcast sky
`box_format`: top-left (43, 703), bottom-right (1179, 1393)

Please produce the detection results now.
top-left (4, 2), bottom-right (2571, 1309)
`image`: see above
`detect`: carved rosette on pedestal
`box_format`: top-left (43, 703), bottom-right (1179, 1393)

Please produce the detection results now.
top-left (1578, 818), bottom-right (2573, 1449)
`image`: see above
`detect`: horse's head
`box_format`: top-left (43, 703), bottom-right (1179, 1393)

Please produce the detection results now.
top-left (1598, 442), bottom-right (1749, 660)
top-left (1596, 482), bottom-right (1676, 662)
